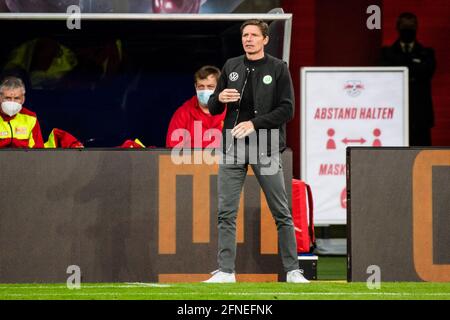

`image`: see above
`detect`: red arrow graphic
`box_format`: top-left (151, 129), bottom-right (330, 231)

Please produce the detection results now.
top-left (342, 138), bottom-right (366, 145)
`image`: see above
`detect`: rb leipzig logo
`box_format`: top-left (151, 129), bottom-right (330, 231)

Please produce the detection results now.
top-left (344, 80), bottom-right (365, 97)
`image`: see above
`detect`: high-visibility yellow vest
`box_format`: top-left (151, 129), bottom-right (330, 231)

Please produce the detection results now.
top-left (0, 107), bottom-right (44, 148)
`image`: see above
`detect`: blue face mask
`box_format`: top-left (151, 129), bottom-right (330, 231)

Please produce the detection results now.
top-left (196, 89), bottom-right (214, 106)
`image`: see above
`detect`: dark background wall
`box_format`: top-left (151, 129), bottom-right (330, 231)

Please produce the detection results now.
top-left (380, 0), bottom-right (450, 147)
top-left (0, 19), bottom-right (247, 147)
top-left (0, 0), bottom-right (283, 148)
top-left (282, 0), bottom-right (450, 178)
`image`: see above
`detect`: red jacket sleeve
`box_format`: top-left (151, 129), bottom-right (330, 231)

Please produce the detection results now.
top-left (31, 119), bottom-right (44, 148)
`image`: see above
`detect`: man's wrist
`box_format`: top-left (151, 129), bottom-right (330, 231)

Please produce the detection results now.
top-left (250, 119), bottom-right (259, 130)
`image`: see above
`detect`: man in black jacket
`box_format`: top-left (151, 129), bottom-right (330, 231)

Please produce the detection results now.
top-left (205, 19), bottom-right (309, 283)
top-left (380, 12), bottom-right (436, 146)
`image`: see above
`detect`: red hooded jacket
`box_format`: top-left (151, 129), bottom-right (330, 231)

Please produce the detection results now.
top-left (44, 128), bottom-right (83, 148)
top-left (166, 96), bottom-right (226, 148)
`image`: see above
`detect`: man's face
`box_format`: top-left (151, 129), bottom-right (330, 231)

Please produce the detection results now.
top-left (398, 18), bottom-right (417, 31)
top-left (0, 88), bottom-right (25, 105)
top-left (195, 74), bottom-right (217, 91)
top-left (241, 25), bottom-right (268, 56)
top-left (398, 18), bottom-right (417, 43)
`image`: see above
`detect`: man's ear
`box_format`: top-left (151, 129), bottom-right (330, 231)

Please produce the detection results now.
top-left (21, 96), bottom-right (25, 105)
top-left (263, 36), bottom-right (269, 46)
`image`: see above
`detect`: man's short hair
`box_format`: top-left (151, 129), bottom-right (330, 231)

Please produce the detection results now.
top-left (240, 19), bottom-right (269, 38)
top-left (397, 12), bottom-right (418, 30)
top-left (194, 65), bottom-right (221, 84)
top-left (0, 76), bottom-right (26, 95)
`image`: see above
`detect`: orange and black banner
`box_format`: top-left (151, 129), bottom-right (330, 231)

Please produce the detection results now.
top-left (0, 149), bottom-right (291, 283)
top-left (347, 147), bottom-right (450, 282)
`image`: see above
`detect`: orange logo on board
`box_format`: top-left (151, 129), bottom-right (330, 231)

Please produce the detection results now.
top-left (412, 150), bottom-right (450, 282)
top-left (158, 152), bottom-right (278, 255)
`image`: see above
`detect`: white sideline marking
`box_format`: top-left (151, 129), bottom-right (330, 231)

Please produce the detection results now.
top-left (125, 283), bottom-right (171, 287)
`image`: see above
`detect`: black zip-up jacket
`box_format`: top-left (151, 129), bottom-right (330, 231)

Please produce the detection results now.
top-left (208, 54), bottom-right (294, 155)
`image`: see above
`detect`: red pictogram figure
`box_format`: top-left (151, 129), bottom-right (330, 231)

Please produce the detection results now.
top-left (372, 128), bottom-right (382, 147)
top-left (326, 128), bottom-right (336, 150)
top-left (341, 187), bottom-right (347, 209)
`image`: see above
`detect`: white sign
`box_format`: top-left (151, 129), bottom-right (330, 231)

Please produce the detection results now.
top-left (301, 67), bottom-right (408, 225)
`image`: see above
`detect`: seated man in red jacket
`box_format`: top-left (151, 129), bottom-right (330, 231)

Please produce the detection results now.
top-left (0, 76), bottom-right (44, 148)
top-left (166, 65), bottom-right (226, 149)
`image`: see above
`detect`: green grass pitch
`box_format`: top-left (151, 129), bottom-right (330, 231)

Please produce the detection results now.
top-left (1, 282), bottom-right (449, 300)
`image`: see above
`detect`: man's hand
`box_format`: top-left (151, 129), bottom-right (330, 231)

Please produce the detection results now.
top-left (231, 121), bottom-right (255, 139)
top-left (219, 89), bottom-right (241, 104)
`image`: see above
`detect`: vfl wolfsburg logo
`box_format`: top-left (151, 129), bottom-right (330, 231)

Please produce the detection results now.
top-left (263, 75), bottom-right (273, 85)
top-left (229, 72), bottom-right (239, 82)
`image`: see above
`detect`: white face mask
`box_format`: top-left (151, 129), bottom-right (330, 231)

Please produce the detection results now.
top-left (1, 101), bottom-right (22, 117)
top-left (196, 89), bottom-right (214, 106)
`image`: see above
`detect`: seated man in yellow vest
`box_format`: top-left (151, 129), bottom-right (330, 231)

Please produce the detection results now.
top-left (0, 77), bottom-right (44, 148)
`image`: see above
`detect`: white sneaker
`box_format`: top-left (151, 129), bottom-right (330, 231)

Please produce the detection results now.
top-left (286, 269), bottom-right (310, 283)
top-left (203, 270), bottom-right (236, 283)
